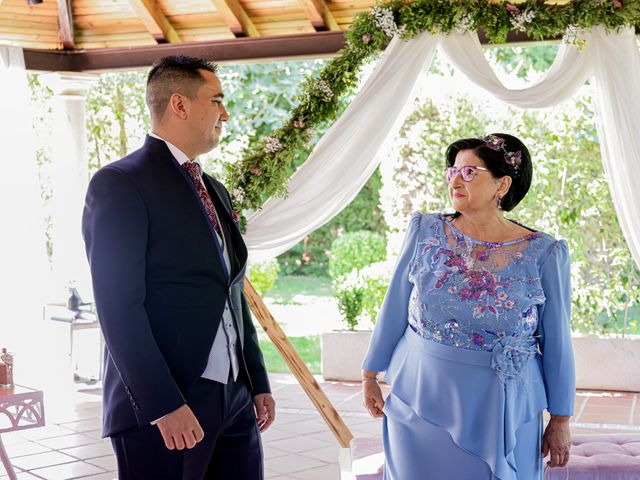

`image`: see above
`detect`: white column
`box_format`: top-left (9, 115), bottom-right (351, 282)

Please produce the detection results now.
top-left (39, 72), bottom-right (98, 299)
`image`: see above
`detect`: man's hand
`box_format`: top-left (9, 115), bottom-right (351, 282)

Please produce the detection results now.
top-left (253, 393), bottom-right (276, 433)
top-left (156, 404), bottom-right (204, 450)
top-left (542, 415), bottom-right (571, 468)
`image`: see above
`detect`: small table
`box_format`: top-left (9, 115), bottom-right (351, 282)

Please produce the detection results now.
top-left (0, 385), bottom-right (45, 480)
top-left (44, 303), bottom-right (104, 381)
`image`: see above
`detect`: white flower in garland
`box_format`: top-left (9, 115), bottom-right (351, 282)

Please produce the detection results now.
top-left (233, 188), bottom-right (245, 204)
top-left (371, 7), bottom-right (405, 38)
top-left (563, 25), bottom-right (588, 50)
top-left (510, 9), bottom-right (536, 32)
top-left (263, 136), bottom-right (283, 154)
top-left (455, 13), bottom-right (474, 34)
top-left (311, 79), bottom-right (334, 102)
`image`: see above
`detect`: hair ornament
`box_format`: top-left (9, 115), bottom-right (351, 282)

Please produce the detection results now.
top-left (482, 134), bottom-right (522, 174)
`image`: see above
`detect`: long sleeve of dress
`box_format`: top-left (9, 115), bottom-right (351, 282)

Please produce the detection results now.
top-left (538, 240), bottom-right (575, 416)
top-left (362, 212), bottom-right (422, 372)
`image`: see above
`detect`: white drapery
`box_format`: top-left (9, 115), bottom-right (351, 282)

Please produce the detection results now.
top-left (0, 47), bottom-right (49, 345)
top-left (244, 27), bottom-right (640, 271)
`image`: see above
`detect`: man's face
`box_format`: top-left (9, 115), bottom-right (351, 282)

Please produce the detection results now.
top-left (188, 69), bottom-right (229, 155)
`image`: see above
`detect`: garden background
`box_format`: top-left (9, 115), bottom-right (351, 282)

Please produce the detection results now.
top-left (28, 43), bottom-right (640, 375)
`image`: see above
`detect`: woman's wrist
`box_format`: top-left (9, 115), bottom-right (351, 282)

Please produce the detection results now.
top-left (549, 414), bottom-right (571, 424)
top-left (362, 371), bottom-right (379, 382)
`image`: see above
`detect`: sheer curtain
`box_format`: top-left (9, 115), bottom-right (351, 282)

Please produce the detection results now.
top-left (244, 27), bottom-right (640, 271)
top-left (244, 33), bottom-right (438, 260)
top-left (0, 47), bottom-right (49, 352)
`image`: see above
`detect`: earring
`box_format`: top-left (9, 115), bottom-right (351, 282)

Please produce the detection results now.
top-left (496, 194), bottom-right (502, 210)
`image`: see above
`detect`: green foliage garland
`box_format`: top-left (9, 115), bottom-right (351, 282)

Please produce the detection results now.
top-left (227, 0), bottom-right (640, 219)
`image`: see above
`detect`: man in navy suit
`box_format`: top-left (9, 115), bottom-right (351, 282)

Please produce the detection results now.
top-left (82, 55), bottom-right (275, 479)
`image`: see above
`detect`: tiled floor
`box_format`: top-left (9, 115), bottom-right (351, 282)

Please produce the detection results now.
top-left (1, 375), bottom-right (639, 480)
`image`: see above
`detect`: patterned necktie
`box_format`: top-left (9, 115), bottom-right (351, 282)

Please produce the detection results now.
top-left (182, 161), bottom-right (224, 244)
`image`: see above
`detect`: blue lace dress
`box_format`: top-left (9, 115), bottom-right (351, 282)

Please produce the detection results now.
top-left (363, 213), bottom-right (575, 480)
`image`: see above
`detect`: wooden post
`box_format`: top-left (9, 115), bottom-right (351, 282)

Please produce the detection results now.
top-left (244, 277), bottom-right (354, 448)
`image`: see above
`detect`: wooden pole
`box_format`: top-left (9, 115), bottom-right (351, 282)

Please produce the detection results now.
top-left (244, 277), bottom-right (354, 448)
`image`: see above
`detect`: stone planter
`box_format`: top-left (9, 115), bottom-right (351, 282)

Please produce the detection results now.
top-left (572, 335), bottom-right (640, 392)
top-left (321, 330), bottom-right (373, 381)
top-left (321, 330), bottom-right (640, 392)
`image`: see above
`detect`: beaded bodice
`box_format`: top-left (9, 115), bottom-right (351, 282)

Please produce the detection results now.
top-left (408, 213), bottom-right (557, 352)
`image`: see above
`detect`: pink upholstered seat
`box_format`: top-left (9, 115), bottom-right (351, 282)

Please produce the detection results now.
top-left (546, 434), bottom-right (640, 480)
top-left (349, 434), bottom-right (640, 480)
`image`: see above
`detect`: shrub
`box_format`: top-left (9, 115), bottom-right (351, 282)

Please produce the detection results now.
top-left (249, 258), bottom-right (280, 296)
top-left (360, 262), bottom-right (392, 324)
top-left (334, 270), bottom-right (365, 331)
top-left (329, 231), bottom-right (387, 281)
top-left (334, 262), bottom-right (392, 330)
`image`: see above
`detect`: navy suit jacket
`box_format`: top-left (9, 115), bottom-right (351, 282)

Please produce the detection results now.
top-left (82, 136), bottom-right (270, 437)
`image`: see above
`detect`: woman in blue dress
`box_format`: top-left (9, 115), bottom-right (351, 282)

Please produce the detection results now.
top-left (362, 133), bottom-right (575, 480)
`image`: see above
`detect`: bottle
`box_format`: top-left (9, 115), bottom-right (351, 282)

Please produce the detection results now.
top-left (0, 348), bottom-right (13, 387)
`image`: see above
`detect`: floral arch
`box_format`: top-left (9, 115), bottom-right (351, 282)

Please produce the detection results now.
top-left (231, 1), bottom-right (640, 277)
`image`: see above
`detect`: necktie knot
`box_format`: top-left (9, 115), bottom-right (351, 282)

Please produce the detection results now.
top-left (183, 161), bottom-right (202, 183)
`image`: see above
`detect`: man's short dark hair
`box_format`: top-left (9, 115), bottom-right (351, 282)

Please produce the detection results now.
top-left (146, 55), bottom-right (219, 119)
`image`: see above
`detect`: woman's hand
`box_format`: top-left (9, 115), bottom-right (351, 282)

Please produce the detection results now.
top-left (542, 415), bottom-right (571, 468)
top-left (362, 378), bottom-right (385, 418)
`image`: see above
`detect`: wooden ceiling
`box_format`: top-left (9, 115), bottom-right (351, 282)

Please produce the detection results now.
top-left (0, 0), bottom-right (376, 70)
top-left (0, 0), bottom-right (364, 51)
top-left (3, 0), bottom-right (635, 71)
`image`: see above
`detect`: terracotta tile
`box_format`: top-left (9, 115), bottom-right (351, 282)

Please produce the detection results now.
top-left (299, 445), bottom-right (340, 463)
top-left (60, 441), bottom-right (114, 460)
top-left (261, 426), bottom-right (296, 442)
top-left (56, 419), bottom-right (102, 434)
top-left (305, 430), bottom-right (339, 445)
top-left (4, 441), bottom-right (52, 458)
top-left (277, 419), bottom-right (329, 436)
top-left (267, 453), bottom-right (326, 475)
top-left (264, 467), bottom-right (280, 478)
top-left (80, 474), bottom-right (117, 480)
top-left (35, 434), bottom-right (100, 450)
top-left (8, 473), bottom-right (44, 480)
top-left (29, 461), bottom-right (106, 480)
top-left (291, 462), bottom-right (340, 480)
top-left (578, 413), bottom-right (631, 424)
top-left (269, 436), bottom-right (332, 454)
top-left (17, 425), bottom-right (76, 441)
top-left (263, 445), bottom-right (289, 460)
top-left (85, 455), bottom-right (117, 471)
top-left (11, 451), bottom-right (77, 471)
top-left (0, 432), bottom-right (29, 446)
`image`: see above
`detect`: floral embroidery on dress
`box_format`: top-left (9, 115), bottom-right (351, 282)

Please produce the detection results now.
top-left (408, 214), bottom-right (553, 357)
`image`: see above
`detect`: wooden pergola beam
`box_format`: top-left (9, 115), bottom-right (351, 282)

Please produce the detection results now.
top-left (23, 27), bottom-right (640, 73)
top-left (298, 0), bottom-right (340, 32)
top-left (127, 0), bottom-right (181, 44)
top-left (244, 278), bottom-right (354, 448)
top-left (209, 0), bottom-right (259, 37)
top-left (23, 31), bottom-right (346, 72)
top-left (56, 0), bottom-right (75, 50)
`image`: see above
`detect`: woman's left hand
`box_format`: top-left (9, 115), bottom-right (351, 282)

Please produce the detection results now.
top-left (542, 415), bottom-right (571, 468)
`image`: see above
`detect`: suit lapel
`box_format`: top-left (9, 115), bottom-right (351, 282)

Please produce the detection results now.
top-left (202, 175), bottom-right (248, 285)
top-left (146, 136), bottom-right (230, 283)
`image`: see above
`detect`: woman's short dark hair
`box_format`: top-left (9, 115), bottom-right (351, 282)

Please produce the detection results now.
top-left (445, 133), bottom-right (533, 212)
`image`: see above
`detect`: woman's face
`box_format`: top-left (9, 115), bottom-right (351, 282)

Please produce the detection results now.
top-left (448, 149), bottom-right (506, 214)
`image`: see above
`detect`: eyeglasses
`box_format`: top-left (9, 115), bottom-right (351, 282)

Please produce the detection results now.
top-left (445, 165), bottom-right (490, 183)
